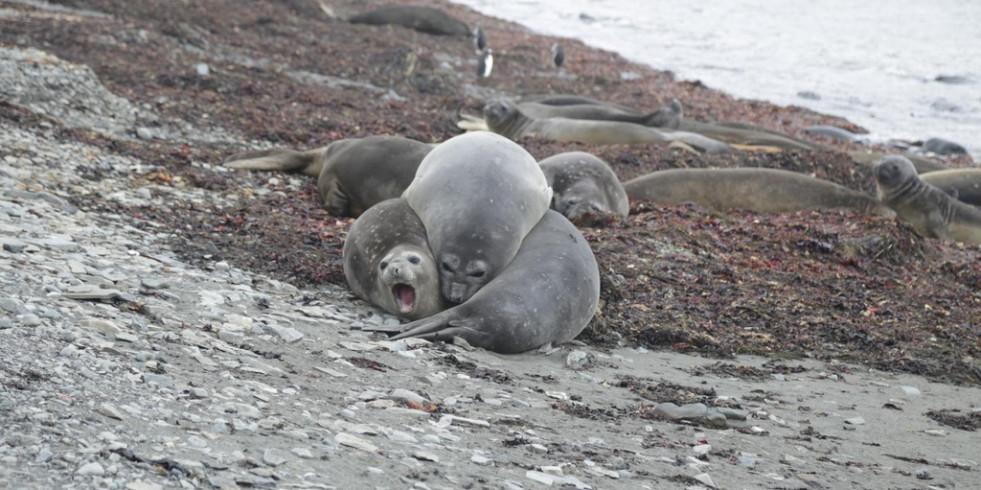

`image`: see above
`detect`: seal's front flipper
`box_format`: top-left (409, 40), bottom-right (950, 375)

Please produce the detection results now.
top-left (224, 148), bottom-right (326, 176)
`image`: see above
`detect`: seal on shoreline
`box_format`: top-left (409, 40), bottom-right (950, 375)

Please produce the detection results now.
top-left (539, 151), bottom-right (629, 219)
top-left (346, 5), bottom-right (470, 36)
top-left (802, 125), bottom-right (870, 145)
top-left (366, 210), bottom-right (600, 353)
top-left (224, 135), bottom-right (434, 217)
top-left (342, 198), bottom-right (445, 320)
top-left (516, 98), bottom-right (683, 129)
top-left (920, 137), bottom-right (968, 156)
top-left (873, 155), bottom-right (981, 243)
top-left (403, 132), bottom-right (552, 304)
top-left (920, 168), bottom-right (981, 206)
top-left (482, 100), bottom-right (731, 154)
top-left (624, 168), bottom-right (890, 215)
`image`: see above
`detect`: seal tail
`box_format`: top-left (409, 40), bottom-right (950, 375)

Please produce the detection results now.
top-left (223, 148), bottom-right (326, 177)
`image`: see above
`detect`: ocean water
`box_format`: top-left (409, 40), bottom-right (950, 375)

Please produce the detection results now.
top-left (452, 0), bottom-right (981, 157)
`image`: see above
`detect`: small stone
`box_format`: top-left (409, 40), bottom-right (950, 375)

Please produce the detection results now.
top-left (291, 448), bottom-right (313, 459)
top-left (126, 481), bottom-right (164, 490)
top-left (97, 403), bottom-right (124, 420)
top-left (412, 451), bottom-right (439, 462)
top-left (262, 448), bottom-right (290, 466)
top-left (76, 462), bottom-right (105, 476)
top-left (18, 313), bottom-right (41, 326)
top-left (471, 454), bottom-right (491, 465)
top-left (844, 417), bottom-right (866, 425)
top-left (901, 386), bottom-right (922, 396)
top-left (135, 127), bottom-right (154, 140)
top-left (195, 63), bottom-right (210, 76)
top-left (915, 468), bottom-right (933, 480)
top-left (35, 448), bottom-right (53, 463)
top-left (335, 432), bottom-right (378, 452)
top-left (693, 472), bottom-right (716, 488)
top-left (566, 350), bottom-right (589, 369)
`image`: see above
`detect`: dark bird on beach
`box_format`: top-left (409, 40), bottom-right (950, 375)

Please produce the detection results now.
top-left (551, 43), bottom-right (565, 69)
top-left (473, 23), bottom-right (487, 53)
top-left (477, 49), bottom-right (494, 78)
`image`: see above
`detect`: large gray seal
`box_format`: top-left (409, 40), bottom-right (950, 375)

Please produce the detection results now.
top-left (403, 131), bottom-right (552, 304)
top-left (342, 198), bottom-right (444, 320)
top-left (873, 156), bottom-right (981, 244)
top-left (624, 168), bottom-right (891, 215)
top-left (346, 5), bottom-right (470, 36)
top-left (225, 135), bottom-right (434, 217)
top-left (538, 151), bottom-right (629, 219)
top-left (366, 210), bottom-right (600, 353)
top-left (483, 100), bottom-right (730, 154)
top-left (920, 168), bottom-right (981, 206)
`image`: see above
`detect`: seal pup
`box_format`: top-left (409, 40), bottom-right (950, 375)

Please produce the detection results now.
top-left (403, 131), bottom-right (552, 304)
top-left (873, 156), bottom-right (981, 243)
top-left (539, 151), bottom-right (629, 219)
top-left (345, 6), bottom-right (470, 36)
top-left (624, 168), bottom-right (890, 215)
top-left (342, 198), bottom-right (445, 320)
top-left (483, 100), bottom-right (731, 153)
top-left (920, 168), bottom-right (981, 206)
top-left (225, 135), bottom-right (434, 217)
top-left (366, 210), bottom-right (600, 354)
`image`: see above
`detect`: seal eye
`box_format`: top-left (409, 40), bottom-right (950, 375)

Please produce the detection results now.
top-left (469, 270), bottom-right (486, 279)
top-left (441, 261), bottom-right (454, 272)
top-left (408, 255), bottom-right (421, 265)
top-left (379, 260), bottom-right (388, 270)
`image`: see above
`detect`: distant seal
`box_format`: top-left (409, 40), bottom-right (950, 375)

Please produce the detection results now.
top-left (921, 137), bottom-right (968, 156)
top-left (366, 210), bottom-right (600, 354)
top-left (225, 135), bottom-right (433, 217)
top-left (342, 198), bottom-right (444, 320)
top-left (920, 168), bottom-right (981, 206)
top-left (802, 125), bottom-right (870, 145)
top-left (483, 100), bottom-right (731, 154)
top-left (346, 6), bottom-right (470, 36)
top-left (538, 151), bottom-right (629, 219)
top-left (847, 151), bottom-right (948, 174)
top-left (874, 156), bottom-right (981, 243)
top-left (624, 168), bottom-right (890, 214)
top-left (403, 132), bottom-right (552, 304)
top-left (517, 98), bottom-right (683, 129)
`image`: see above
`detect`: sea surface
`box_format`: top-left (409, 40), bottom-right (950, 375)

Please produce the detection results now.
top-left (452, 0), bottom-right (981, 157)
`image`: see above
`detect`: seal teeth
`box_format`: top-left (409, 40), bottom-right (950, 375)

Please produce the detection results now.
top-left (392, 284), bottom-right (416, 313)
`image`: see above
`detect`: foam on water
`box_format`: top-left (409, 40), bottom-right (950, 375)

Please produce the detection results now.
top-left (454, 0), bottom-right (981, 156)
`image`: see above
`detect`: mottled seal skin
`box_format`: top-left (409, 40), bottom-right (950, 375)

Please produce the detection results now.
top-left (347, 5), bottom-right (470, 36)
top-left (624, 168), bottom-right (890, 214)
top-left (538, 151), bottom-right (629, 219)
top-left (403, 132), bottom-right (552, 304)
top-left (516, 98), bottom-right (682, 129)
top-left (225, 135), bottom-right (434, 217)
top-left (874, 156), bottom-right (981, 244)
top-left (367, 210), bottom-right (600, 354)
top-left (483, 100), bottom-right (731, 154)
top-left (802, 125), bottom-right (869, 144)
top-left (342, 198), bottom-right (444, 320)
top-left (920, 168), bottom-right (981, 206)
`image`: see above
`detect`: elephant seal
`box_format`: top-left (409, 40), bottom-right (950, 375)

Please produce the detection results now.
top-left (342, 198), bottom-right (444, 320)
top-left (346, 6), bottom-right (470, 36)
top-left (921, 137), bottom-right (968, 156)
top-left (225, 135), bottom-right (434, 217)
top-left (403, 131), bottom-right (552, 304)
top-left (624, 168), bottom-right (890, 215)
top-left (873, 156), bottom-right (981, 244)
top-left (516, 98), bottom-right (683, 129)
top-left (539, 151), bottom-right (629, 219)
top-left (920, 168), bottom-right (981, 206)
top-left (483, 100), bottom-right (731, 154)
top-left (802, 125), bottom-right (870, 144)
top-left (847, 151), bottom-right (948, 174)
top-left (366, 210), bottom-right (600, 354)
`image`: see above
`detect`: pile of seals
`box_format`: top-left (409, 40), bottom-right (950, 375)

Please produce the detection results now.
top-left (227, 132), bottom-right (603, 353)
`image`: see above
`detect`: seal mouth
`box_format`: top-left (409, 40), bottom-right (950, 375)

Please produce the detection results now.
top-left (392, 284), bottom-right (416, 313)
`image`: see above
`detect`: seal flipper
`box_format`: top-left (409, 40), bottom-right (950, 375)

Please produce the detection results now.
top-left (389, 318), bottom-right (484, 343)
top-left (224, 148), bottom-right (326, 177)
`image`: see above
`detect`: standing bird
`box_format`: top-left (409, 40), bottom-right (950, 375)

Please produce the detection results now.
top-left (551, 43), bottom-right (565, 69)
top-left (477, 49), bottom-right (494, 78)
top-left (473, 23), bottom-right (487, 53)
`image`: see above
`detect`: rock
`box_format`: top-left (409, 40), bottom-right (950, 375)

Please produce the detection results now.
top-left (76, 462), bottom-right (105, 476)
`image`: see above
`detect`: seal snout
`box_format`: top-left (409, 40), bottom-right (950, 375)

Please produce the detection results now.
top-left (392, 284), bottom-right (416, 313)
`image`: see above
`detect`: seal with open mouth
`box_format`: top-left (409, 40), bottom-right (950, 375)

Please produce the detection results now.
top-left (342, 198), bottom-right (444, 319)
